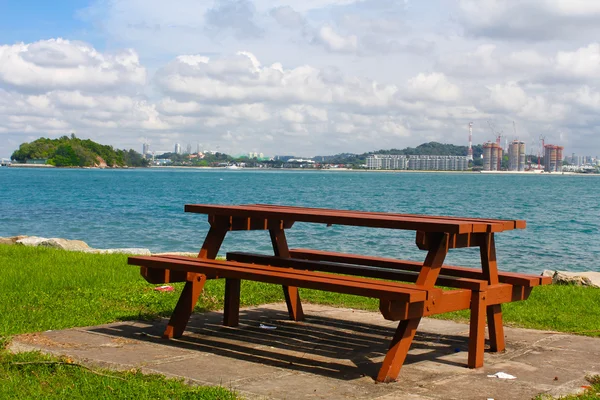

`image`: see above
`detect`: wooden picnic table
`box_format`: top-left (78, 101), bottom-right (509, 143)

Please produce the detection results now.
top-left (128, 204), bottom-right (550, 382)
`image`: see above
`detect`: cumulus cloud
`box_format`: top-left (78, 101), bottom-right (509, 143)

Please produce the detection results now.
top-left (459, 0), bottom-right (600, 40)
top-left (3, 0), bottom-right (600, 158)
top-left (406, 73), bottom-right (461, 102)
top-left (0, 39), bottom-right (146, 92)
top-left (315, 25), bottom-right (358, 53)
top-left (205, 0), bottom-right (263, 39)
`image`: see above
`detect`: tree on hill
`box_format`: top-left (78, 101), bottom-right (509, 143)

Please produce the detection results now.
top-left (11, 134), bottom-right (149, 167)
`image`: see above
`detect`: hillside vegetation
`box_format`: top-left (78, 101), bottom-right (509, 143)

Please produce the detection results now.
top-left (11, 134), bottom-right (148, 167)
top-left (315, 142), bottom-right (483, 166)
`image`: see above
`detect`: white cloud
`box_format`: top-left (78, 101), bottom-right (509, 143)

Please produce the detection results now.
top-left (3, 1), bottom-right (600, 158)
top-left (315, 25), bottom-right (358, 53)
top-left (0, 39), bottom-right (146, 92)
top-left (459, 0), bottom-right (600, 40)
top-left (407, 73), bottom-right (461, 102)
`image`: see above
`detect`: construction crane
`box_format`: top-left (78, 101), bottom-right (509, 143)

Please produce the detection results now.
top-left (487, 121), bottom-right (504, 146)
top-left (538, 135), bottom-right (546, 170)
top-left (467, 122), bottom-right (473, 161)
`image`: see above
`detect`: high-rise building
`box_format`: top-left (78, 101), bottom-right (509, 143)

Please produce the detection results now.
top-left (366, 155), bottom-right (467, 171)
top-left (544, 145), bottom-right (564, 172)
top-left (507, 141), bottom-right (526, 171)
top-left (482, 142), bottom-right (502, 171)
top-left (174, 143), bottom-right (181, 154)
top-left (143, 143), bottom-right (149, 158)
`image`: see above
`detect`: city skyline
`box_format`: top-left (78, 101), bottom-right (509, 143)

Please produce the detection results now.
top-left (1, 1), bottom-right (600, 158)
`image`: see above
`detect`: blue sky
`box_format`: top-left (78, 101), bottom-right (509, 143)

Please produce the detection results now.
top-left (1, 0), bottom-right (600, 158)
top-left (0, 1), bottom-right (91, 44)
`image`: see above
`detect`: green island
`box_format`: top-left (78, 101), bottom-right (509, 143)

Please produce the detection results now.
top-left (10, 134), bottom-right (149, 168)
top-left (0, 245), bottom-right (598, 399)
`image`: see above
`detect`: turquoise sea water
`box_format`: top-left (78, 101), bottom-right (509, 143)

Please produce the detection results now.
top-left (1, 167), bottom-right (598, 273)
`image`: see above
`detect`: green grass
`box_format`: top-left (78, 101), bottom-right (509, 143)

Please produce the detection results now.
top-left (535, 375), bottom-right (600, 399)
top-left (0, 349), bottom-right (237, 399)
top-left (1, 245), bottom-right (599, 338)
top-left (1, 244), bottom-right (599, 399)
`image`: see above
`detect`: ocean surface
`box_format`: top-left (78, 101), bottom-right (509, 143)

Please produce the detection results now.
top-left (1, 167), bottom-right (598, 273)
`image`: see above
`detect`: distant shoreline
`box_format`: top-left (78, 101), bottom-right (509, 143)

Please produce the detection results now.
top-left (3, 163), bottom-right (597, 175)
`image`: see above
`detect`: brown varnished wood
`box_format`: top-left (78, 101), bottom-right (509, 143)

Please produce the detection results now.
top-left (223, 279), bottom-right (241, 327)
top-left (163, 274), bottom-right (206, 339)
top-left (270, 228), bottom-right (304, 321)
top-left (376, 318), bottom-right (421, 382)
top-left (226, 252), bottom-right (487, 291)
top-left (129, 256), bottom-right (428, 302)
top-left (468, 291), bottom-right (486, 368)
top-left (252, 204), bottom-right (525, 231)
top-left (479, 233), bottom-right (505, 352)
top-left (287, 249), bottom-right (546, 287)
top-left (416, 233), bottom-right (449, 287)
top-left (186, 204), bottom-right (486, 234)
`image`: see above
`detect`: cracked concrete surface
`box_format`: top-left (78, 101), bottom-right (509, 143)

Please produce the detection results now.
top-left (9, 303), bottom-right (600, 400)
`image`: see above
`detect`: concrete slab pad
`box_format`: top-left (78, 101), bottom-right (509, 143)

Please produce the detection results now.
top-left (9, 303), bottom-right (600, 400)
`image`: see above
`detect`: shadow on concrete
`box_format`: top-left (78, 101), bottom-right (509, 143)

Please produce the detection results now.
top-left (90, 307), bottom-right (472, 381)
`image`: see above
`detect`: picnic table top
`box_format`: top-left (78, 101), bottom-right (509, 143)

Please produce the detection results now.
top-left (184, 204), bottom-right (526, 235)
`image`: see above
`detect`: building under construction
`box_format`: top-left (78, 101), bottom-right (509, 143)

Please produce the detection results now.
top-left (544, 145), bottom-right (564, 172)
top-left (507, 140), bottom-right (526, 171)
top-left (482, 142), bottom-right (503, 171)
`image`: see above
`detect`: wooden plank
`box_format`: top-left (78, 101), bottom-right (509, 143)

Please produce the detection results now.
top-left (185, 204), bottom-right (482, 234)
top-left (288, 249), bottom-right (546, 287)
top-left (156, 254), bottom-right (439, 295)
top-left (251, 204), bottom-right (525, 231)
top-left (226, 252), bottom-right (487, 291)
top-left (128, 256), bottom-right (428, 302)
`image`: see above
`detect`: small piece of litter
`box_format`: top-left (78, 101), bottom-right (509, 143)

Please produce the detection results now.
top-left (259, 323), bottom-right (276, 330)
top-left (154, 285), bottom-right (174, 292)
top-left (487, 372), bottom-right (517, 380)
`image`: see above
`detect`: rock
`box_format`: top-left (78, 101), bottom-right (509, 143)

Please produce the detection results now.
top-left (0, 235), bottom-right (29, 245)
top-left (16, 236), bottom-right (51, 246)
top-left (15, 236), bottom-right (90, 251)
top-left (84, 248), bottom-right (152, 256)
top-left (39, 238), bottom-right (91, 251)
top-left (542, 270), bottom-right (600, 288)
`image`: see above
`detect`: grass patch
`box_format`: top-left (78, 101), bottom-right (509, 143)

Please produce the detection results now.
top-left (0, 349), bottom-right (237, 399)
top-left (535, 375), bottom-right (600, 399)
top-left (1, 245), bottom-right (599, 338)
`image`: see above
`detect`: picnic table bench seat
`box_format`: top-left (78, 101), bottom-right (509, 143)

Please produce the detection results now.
top-left (130, 253), bottom-right (508, 378)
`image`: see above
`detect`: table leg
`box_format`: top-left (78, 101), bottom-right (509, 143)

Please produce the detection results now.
top-left (415, 232), bottom-right (449, 287)
top-left (468, 291), bottom-right (486, 368)
top-left (163, 274), bottom-right (207, 339)
top-left (480, 233), bottom-right (505, 352)
top-left (377, 318), bottom-right (421, 383)
top-left (269, 227), bottom-right (304, 321)
top-left (163, 224), bottom-right (229, 337)
top-left (223, 278), bottom-right (241, 327)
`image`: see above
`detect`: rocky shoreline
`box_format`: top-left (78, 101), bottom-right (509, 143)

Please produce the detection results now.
top-left (1, 235), bottom-right (598, 288)
top-left (0, 235), bottom-right (196, 257)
